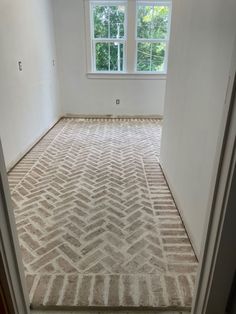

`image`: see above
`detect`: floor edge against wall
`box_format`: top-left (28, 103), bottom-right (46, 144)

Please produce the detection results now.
top-left (64, 113), bottom-right (164, 119)
top-left (159, 161), bottom-right (200, 259)
top-left (6, 116), bottom-right (63, 172)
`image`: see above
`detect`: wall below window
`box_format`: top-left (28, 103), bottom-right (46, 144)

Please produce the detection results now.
top-left (0, 0), bottom-right (61, 168)
top-left (51, 0), bottom-right (166, 116)
top-left (160, 0), bottom-right (236, 256)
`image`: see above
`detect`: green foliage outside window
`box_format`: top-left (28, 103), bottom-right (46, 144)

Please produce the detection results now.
top-left (95, 42), bottom-right (124, 71)
top-left (137, 5), bottom-right (169, 72)
top-left (92, 4), bottom-right (169, 72)
top-left (93, 5), bottom-right (125, 71)
top-left (137, 5), bottom-right (169, 39)
top-left (137, 42), bottom-right (166, 72)
top-left (93, 5), bottom-right (125, 38)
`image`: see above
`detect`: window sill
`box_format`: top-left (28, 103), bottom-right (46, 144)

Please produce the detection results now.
top-left (86, 72), bottom-right (167, 80)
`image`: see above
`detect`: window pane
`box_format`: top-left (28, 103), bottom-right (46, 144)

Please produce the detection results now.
top-left (95, 42), bottom-right (109, 70)
top-left (110, 6), bottom-right (125, 38)
top-left (95, 42), bottom-right (124, 71)
top-left (93, 6), bottom-right (109, 38)
top-left (137, 5), bottom-right (169, 39)
top-left (151, 42), bottom-right (166, 71)
top-left (137, 5), bottom-right (152, 39)
top-left (93, 5), bottom-right (125, 39)
top-left (152, 6), bottom-right (169, 39)
top-left (137, 42), bottom-right (165, 72)
top-left (110, 42), bottom-right (124, 71)
top-left (137, 42), bottom-right (151, 71)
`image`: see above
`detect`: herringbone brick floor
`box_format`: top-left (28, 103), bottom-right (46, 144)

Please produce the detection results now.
top-left (8, 118), bottom-right (198, 309)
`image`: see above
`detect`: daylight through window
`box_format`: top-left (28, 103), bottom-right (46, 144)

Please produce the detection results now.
top-left (91, 2), bottom-right (126, 72)
top-left (136, 3), bottom-right (170, 72)
top-left (89, 0), bottom-right (171, 74)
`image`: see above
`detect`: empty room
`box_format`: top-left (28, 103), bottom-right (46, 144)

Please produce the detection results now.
top-left (0, 1), bottom-right (236, 314)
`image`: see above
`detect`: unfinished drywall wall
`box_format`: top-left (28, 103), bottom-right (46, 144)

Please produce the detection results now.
top-left (0, 0), bottom-right (61, 168)
top-left (160, 0), bottom-right (236, 256)
top-left (51, 0), bottom-right (166, 116)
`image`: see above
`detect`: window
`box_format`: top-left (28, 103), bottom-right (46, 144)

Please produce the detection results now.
top-left (86, 0), bottom-right (171, 76)
top-left (136, 2), bottom-right (171, 72)
top-left (91, 1), bottom-right (127, 72)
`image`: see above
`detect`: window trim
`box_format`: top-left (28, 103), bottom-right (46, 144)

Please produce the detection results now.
top-left (135, 0), bottom-right (172, 73)
top-left (86, 72), bottom-right (167, 79)
top-left (84, 0), bottom-right (172, 79)
top-left (92, 40), bottom-right (127, 72)
top-left (89, 0), bottom-right (127, 73)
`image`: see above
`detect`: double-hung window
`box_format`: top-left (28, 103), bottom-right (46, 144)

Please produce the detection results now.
top-left (136, 2), bottom-right (171, 73)
top-left (86, 0), bottom-right (171, 76)
top-left (90, 1), bottom-right (127, 72)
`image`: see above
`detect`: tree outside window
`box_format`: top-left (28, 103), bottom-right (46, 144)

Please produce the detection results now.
top-left (90, 1), bottom-right (171, 74)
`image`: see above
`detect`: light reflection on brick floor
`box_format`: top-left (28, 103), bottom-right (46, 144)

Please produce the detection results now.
top-left (8, 118), bottom-right (198, 309)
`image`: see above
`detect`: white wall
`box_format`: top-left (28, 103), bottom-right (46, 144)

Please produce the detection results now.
top-left (160, 0), bottom-right (236, 256)
top-left (0, 0), bottom-right (61, 168)
top-left (51, 0), bottom-right (166, 116)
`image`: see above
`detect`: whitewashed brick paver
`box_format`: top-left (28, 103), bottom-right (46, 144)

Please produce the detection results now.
top-left (8, 118), bottom-right (197, 310)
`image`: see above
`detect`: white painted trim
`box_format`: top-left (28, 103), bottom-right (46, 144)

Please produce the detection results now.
top-left (86, 0), bottom-right (128, 73)
top-left (84, 0), bottom-right (92, 73)
top-left (84, 0), bottom-right (171, 75)
top-left (6, 116), bottom-right (62, 172)
top-left (87, 72), bottom-right (167, 79)
top-left (135, 1), bottom-right (172, 73)
top-left (160, 164), bottom-right (199, 258)
top-left (137, 0), bottom-right (172, 4)
top-left (0, 140), bottom-right (30, 314)
top-left (126, 0), bottom-right (136, 72)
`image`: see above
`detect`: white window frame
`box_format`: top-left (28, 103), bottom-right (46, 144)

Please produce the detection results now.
top-left (135, 0), bottom-right (172, 74)
top-left (90, 0), bottom-right (128, 73)
top-left (84, 0), bottom-right (171, 79)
